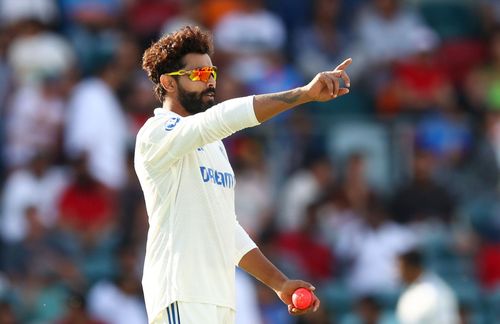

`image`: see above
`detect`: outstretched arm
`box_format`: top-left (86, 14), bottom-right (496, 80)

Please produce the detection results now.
top-left (253, 58), bottom-right (352, 122)
top-left (238, 247), bottom-right (320, 316)
top-left (236, 58), bottom-right (352, 316)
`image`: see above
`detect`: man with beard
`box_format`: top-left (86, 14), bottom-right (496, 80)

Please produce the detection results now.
top-left (136, 26), bottom-right (351, 324)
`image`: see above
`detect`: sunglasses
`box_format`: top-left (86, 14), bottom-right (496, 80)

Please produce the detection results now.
top-left (165, 66), bottom-right (217, 83)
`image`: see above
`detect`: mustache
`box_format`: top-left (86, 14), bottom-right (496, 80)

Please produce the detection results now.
top-left (201, 88), bottom-right (216, 96)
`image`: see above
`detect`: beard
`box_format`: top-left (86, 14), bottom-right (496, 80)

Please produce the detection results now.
top-left (177, 83), bottom-right (216, 115)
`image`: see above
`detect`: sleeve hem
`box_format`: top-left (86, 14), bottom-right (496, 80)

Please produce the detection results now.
top-left (234, 243), bottom-right (258, 266)
top-left (246, 95), bottom-right (260, 126)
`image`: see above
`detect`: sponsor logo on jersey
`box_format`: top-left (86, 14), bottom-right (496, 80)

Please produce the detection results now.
top-left (164, 117), bottom-right (180, 131)
top-left (200, 166), bottom-right (234, 188)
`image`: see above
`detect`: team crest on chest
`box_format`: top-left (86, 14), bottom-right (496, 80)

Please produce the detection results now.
top-left (164, 117), bottom-right (180, 131)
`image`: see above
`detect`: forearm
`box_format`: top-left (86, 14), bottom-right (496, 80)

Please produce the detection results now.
top-left (238, 247), bottom-right (288, 292)
top-left (253, 87), bottom-right (312, 123)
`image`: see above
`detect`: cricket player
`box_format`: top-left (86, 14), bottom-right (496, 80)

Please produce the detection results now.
top-left (135, 26), bottom-right (351, 324)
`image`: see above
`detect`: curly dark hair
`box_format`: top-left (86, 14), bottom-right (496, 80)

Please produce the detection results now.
top-left (142, 26), bottom-right (214, 102)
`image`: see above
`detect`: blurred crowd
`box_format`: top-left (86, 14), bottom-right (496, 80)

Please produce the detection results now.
top-left (0, 0), bottom-right (499, 323)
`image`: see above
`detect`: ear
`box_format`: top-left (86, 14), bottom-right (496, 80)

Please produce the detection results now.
top-left (160, 74), bottom-right (176, 93)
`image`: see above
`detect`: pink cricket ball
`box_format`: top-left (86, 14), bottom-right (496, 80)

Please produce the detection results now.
top-left (292, 288), bottom-right (313, 310)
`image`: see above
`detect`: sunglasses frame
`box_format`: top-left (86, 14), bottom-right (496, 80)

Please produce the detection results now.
top-left (165, 66), bottom-right (217, 83)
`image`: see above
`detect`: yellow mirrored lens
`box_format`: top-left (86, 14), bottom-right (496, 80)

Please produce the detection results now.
top-left (189, 71), bottom-right (201, 81)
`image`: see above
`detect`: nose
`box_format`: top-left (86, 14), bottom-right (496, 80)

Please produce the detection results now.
top-left (207, 75), bottom-right (216, 87)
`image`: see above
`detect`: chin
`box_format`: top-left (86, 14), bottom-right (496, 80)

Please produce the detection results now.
top-left (204, 98), bottom-right (216, 108)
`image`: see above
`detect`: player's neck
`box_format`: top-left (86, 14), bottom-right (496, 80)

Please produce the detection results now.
top-left (162, 98), bottom-right (190, 117)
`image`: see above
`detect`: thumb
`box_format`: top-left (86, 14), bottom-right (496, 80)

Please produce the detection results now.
top-left (338, 88), bottom-right (350, 97)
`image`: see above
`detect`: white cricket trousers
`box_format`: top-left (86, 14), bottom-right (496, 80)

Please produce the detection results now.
top-left (152, 301), bottom-right (236, 324)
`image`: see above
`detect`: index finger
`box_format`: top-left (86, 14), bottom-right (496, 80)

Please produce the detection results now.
top-left (335, 58), bottom-right (352, 71)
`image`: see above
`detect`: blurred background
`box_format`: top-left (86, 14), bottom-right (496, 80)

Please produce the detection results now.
top-left (0, 0), bottom-right (499, 323)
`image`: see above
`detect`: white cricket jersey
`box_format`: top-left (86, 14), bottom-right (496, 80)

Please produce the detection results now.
top-left (134, 96), bottom-right (260, 322)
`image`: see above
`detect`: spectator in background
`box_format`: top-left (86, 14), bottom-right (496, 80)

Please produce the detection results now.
top-left (56, 154), bottom-right (119, 287)
top-left (340, 295), bottom-right (397, 324)
top-left (124, 0), bottom-right (179, 43)
top-left (341, 152), bottom-right (375, 214)
top-left (112, 36), bottom-right (152, 141)
top-left (2, 17), bottom-right (74, 172)
top-left (2, 206), bottom-right (79, 323)
top-left (57, 291), bottom-right (105, 324)
top-left (245, 50), bottom-right (304, 101)
top-left (160, 0), bottom-right (204, 36)
top-left (59, 0), bottom-right (124, 75)
top-left (2, 205), bottom-right (71, 281)
top-left (57, 154), bottom-right (116, 243)
top-left (376, 27), bottom-right (455, 116)
top-left (235, 269), bottom-right (263, 324)
top-left (87, 245), bottom-right (147, 324)
top-left (336, 196), bottom-right (417, 296)
top-left (199, 0), bottom-right (243, 29)
top-left (0, 0), bottom-right (58, 27)
top-left (293, 0), bottom-right (349, 80)
top-left (434, 118), bottom-right (499, 204)
top-left (396, 249), bottom-right (459, 324)
top-left (391, 149), bottom-right (454, 225)
top-left (274, 110), bottom-right (329, 176)
top-left (87, 274), bottom-right (147, 324)
top-left (347, 0), bottom-right (431, 87)
top-left (4, 70), bottom-right (72, 169)
top-left (6, 19), bottom-right (75, 86)
top-left (266, 0), bottom-right (312, 40)
top-left (113, 35), bottom-right (143, 83)
top-left (275, 202), bottom-right (335, 282)
top-left (117, 150), bottom-right (147, 247)
top-left (233, 137), bottom-right (274, 240)
top-left (255, 281), bottom-right (294, 324)
top-left (122, 74), bottom-right (159, 140)
top-left (214, 0), bottom-right (305, 113)
top-left (0, 152), bottom-right (67, 243)
top-left (465, 26), bottom-right (500, 168)
top-left (414, 102), bottom-right (473, 166)
top-left (465, 26), bottom-right (500, 113)
top-left (64, 51), bottom-right (128, 190)
top-left (213, 0), bottom-right (286, 86)
top-left (316, 187), bottom-right (360, 251)
top-left (278, 156), bottom-right (335, 231)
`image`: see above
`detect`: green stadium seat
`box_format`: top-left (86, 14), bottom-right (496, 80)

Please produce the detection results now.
top-left (320, 280), bottom-right (354, 317)
top-left (418, 2), bottom-right (482, 40)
